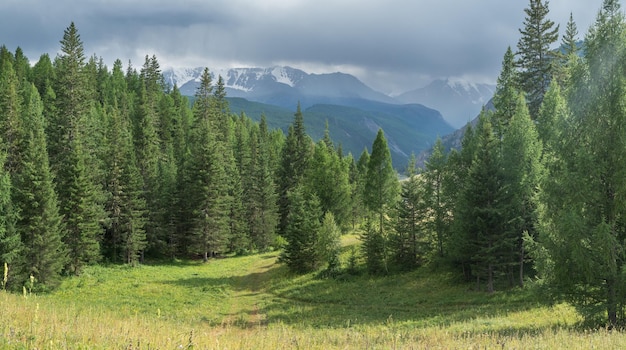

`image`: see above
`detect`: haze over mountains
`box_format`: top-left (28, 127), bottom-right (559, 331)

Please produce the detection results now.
top-left (162, 66), bottom-right (494, 167)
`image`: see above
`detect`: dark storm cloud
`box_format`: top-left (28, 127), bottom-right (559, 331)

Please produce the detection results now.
top-left (0, 0), bottom-right (609, 94)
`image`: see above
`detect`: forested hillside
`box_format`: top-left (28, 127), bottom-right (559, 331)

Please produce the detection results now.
top-left (2, 0), bottom-right (626, 330)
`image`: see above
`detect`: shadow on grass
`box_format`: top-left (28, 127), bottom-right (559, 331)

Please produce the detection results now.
top-left (161, 258), bottom-right (558, 331)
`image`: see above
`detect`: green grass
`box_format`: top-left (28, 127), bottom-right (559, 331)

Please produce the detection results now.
top-left (2, 235), bottom-right (626, 348)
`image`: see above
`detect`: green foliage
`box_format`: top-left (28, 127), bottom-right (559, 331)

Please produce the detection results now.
top-left (532, 0), bottom-right (626, 327)
top-left (305, 141), bottom-right (351, 230)
top-left (364, 129), bottom-right (399, 236)
top-left (516, 0), bottom-right (559, 117)
top-left (390, 155), bottom-right (427, 270)
top-left (424, 138), bottom-right (451, 258)
top-left (317, 212), bottom-right (342, 275)
top-left (360, 219), bottom-right (387, 275)
top-left (280, 185), bottom-right (322, 273)
top-left (277, 103), bottom-right (312, 236)
top-left (12, 83), bottom-right (66, 288)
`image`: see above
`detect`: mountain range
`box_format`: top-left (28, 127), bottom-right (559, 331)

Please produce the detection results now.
top-left (162, 66), bottom-right (494, 168)
top-left (395, 78), bottom-right (495, 129)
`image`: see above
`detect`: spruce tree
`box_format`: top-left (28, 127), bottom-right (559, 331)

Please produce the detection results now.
top-left (0, 146), bottom-right (19, 289)
top-left (104, 106), bottom-right (147, 265)
top-left (51, 23), bottom-right (106, 272)
top-left (13, 83), bottom-right (66, 288)
top-left (186, 68), bottom-right (231, 261)
top-left (305, 141), bottom-right (351, 230)
top-left (364, 129), bottom-right (399, 235)
top-left (424, 138), bottom-right (450, 257)
top-left (0, 59), bottom-right (24, 175)
top-left (317, 212), bottom-right (342, 275)
top-left (493, 47), bottom-right (520, 137)
top-left (516, 0), bottom-right (559, 117)
top-left (277, 103), bottom-right (311, 236)
top-left (280, 184), bottom-right (322, 273)
top-left (135, 56), bottom-right (165, 255)
top-left (500, 93), bottom-right (542, 287)
top-left (452, 114), bottom-right (507, 292)
top-left (392, 154), bottom-right (427, 269)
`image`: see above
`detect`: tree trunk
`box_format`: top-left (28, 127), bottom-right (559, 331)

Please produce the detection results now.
top-left (487, 263), bottom-right (494, 294)
top-left (607, 277), bottom-right (617, 328)
top-left (519, 242), bottom-right (525, 288)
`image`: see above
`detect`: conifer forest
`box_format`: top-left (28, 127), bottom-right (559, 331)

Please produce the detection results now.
top-left (3, 0), bottom-right (626, 329)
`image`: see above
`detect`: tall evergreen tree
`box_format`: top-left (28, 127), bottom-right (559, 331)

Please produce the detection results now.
top-left (500, 93), bottom-right (542, 287)
top-left (493, 47), bottom-right (520, 137)
top-left (103, 106), bottom-right (147, 265)
top-left (277, 103), bottom-right (311, 236)
top-left (516, 0), bottom-right (559, 117)
top-left (423, 138), bottom-right (450, 257)
top-left (532, 0), bottom-right (626, 327)
top-left (317, 212), bottom-right (342, 275)
top-left (13, 83), bottom-right (66, 288)
top-left (305, 141), bottom-right (351, 230)
top-left (364, 129), bottom-right (399, 235)
top-left (392, 154), bottom-right (427, 269)
top-left (51, 23), bottom-right (105, 273)
top-left (0, 59), bottom-right (24, 175)
top-left (280, 184), bottom-right (322, 273)
top-left (0, 145), bottom-right (19, 289)
top-left (135, 55), bottom-right (165, 255)
top-left (186, 68), bottom-right (231, 261)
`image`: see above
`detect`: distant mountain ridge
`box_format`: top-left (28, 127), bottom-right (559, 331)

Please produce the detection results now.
top-left (395, 78), bottom-right (495, 128)
top-left (227, 98), bottom-right (454, 168)
top-left (162, 66), bottom-right (397, 109)
top-left (162, 66), bottom-right (491, 168)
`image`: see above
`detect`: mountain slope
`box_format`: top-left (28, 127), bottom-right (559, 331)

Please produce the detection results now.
top-left (396, 78), bottom-right (495, 128)
top-left (228, 97), bottom-right (453, 168)
top-left (163, 66), bottom-right (397, 109)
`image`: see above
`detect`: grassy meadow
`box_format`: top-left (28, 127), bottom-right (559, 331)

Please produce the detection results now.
top-left (2, 235), bottom-right (626, 349)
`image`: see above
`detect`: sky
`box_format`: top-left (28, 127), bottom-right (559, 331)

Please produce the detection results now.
top-left (0, 0), bottom-right (614, 95)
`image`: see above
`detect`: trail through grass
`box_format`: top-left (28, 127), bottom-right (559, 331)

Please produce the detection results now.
top-left (2, 235), bottom-right (626, 348)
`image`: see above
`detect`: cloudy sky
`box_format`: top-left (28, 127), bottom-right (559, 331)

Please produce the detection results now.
top-left (0, 0), bottom-right (613, 95)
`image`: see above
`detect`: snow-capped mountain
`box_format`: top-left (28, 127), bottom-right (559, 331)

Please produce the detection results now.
top-left (395, 78), bottom-right (495, 129)
top-left (162, 66), bottom-right (397, 108)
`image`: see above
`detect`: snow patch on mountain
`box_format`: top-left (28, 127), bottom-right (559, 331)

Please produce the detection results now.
top-left (271, 66), bottom-right (296, 87)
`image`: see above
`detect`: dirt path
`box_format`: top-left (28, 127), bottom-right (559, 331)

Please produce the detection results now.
top-left (222, 254), bottom-right (278, 327)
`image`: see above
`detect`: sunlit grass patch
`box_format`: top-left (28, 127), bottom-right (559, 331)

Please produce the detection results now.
top-left (2, 243), bottom-right (625, 349)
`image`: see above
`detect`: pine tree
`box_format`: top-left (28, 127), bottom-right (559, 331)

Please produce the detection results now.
top-left (516, 0), bottom-right (559, 117)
